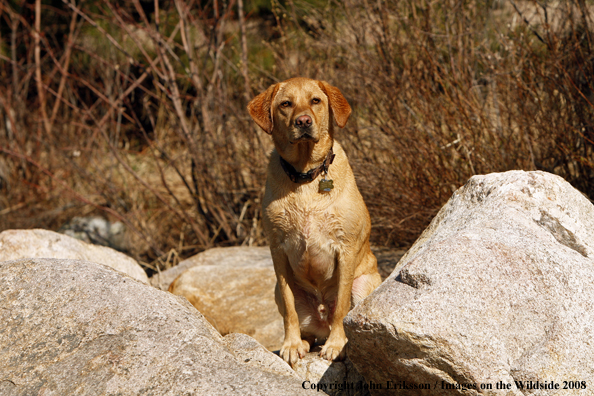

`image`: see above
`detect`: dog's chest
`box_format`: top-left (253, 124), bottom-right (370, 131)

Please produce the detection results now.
top-left (269, 200), bottom-right (344, 284)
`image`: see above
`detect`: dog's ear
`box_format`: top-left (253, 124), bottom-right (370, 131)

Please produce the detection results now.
top-left (318, 81), bottom-right (352, 128)
top-left (247, 83), bottom-right (280, 134)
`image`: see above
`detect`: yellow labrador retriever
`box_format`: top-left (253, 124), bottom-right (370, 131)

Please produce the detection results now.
top-left (248, 77), bottom-right (381, 365)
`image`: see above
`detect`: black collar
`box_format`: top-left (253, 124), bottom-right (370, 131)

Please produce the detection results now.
top-left (279, 147), bottom-right (335, 184)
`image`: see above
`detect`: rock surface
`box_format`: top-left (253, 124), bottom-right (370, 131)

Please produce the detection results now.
top-left (293, 350), bottom-right (370, 396)
top-left (167, 247), bottom-right (284, 351)
top-left (151, 246), bottom-right (273, 291)
top-left (0, 258), bottom-right (313, 396)
top-left (223, 333), bottom-right (296, 378)
top-left (345, 170), bottom-right (594, 395)
top-left (0, 229), bottom-right (148, 283)
top-left (59, 216), bottom-right (127, 252)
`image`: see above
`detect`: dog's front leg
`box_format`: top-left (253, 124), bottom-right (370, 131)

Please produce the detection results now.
top-left (320, 252), bottom-right (356, 361)
top-left (272, 250), bottom-right (309, 366)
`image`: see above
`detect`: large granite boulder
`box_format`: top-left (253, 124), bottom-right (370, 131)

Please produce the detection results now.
top-left (345, 171), bottom-right (594, 395)
top-left (0, 229), bottom-right (148, 283)
top-left (0, 258), bottom-right (312, 396)
top-left (151, 246), bottom-right (272, 290)
top-left (166, 246), bottom-right (284, 351)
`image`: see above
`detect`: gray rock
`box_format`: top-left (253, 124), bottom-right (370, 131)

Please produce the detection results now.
top-left (0, 258), bottom-right (314, 396)
top-left (151, 246), bottom-right (272, 290)
top-left (0, 229), bottom-right (148, 283)
top-left (223, 333), bottom-right (297, 378)
top-left (59, 216), bottom-right (126, 251)
top-left (167, 247), bottom-right (284, 351)
top-left (345, 170), bottom-right (594, 395)
top-left (293, 351), bottom-right (370, 396)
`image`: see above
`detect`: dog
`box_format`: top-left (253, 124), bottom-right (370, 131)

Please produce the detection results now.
top-left (248, 77), bottom-right (382, 366)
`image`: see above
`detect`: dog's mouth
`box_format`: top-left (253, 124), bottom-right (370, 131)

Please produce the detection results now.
top-left (290, 132), bottom-right (318, 144)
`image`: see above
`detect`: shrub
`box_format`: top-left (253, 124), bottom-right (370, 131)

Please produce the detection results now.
top-left (0, 0), bottom-right (592, 271)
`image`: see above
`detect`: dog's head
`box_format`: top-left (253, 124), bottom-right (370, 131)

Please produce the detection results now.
top-left (247, 78), bottom-right (351, 148)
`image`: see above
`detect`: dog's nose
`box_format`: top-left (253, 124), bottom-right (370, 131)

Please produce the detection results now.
top-left (295, 115), bottom-right (312, 129)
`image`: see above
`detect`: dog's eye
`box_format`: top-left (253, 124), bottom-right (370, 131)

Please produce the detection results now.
top-left (280, 101), bottom-right (292, 108)
top-left (311, 98), bottom-right (321, 105)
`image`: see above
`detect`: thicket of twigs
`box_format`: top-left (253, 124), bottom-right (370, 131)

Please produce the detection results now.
top-left (1, 0), bottom-right (593, 272)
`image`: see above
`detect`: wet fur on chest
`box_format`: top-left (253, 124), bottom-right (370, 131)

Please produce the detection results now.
top-left (269, 199), bottom-right (345, 290)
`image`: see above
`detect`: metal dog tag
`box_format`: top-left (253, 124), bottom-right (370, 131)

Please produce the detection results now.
top-left (319, 178), bottom-right (334, 193)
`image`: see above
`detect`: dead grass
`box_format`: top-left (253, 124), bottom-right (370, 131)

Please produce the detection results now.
top-left (0, 0), bottom-right (593, 272)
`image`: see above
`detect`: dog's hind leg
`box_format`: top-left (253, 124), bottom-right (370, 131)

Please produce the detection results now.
top-left (351, 272), bottom-right (382, 306)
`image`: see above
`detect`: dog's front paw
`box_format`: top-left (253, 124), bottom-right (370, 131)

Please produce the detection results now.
top-left (280, 338), bottom-right (310, 366)
top-left (320, 336), bottom-right (347, 361)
